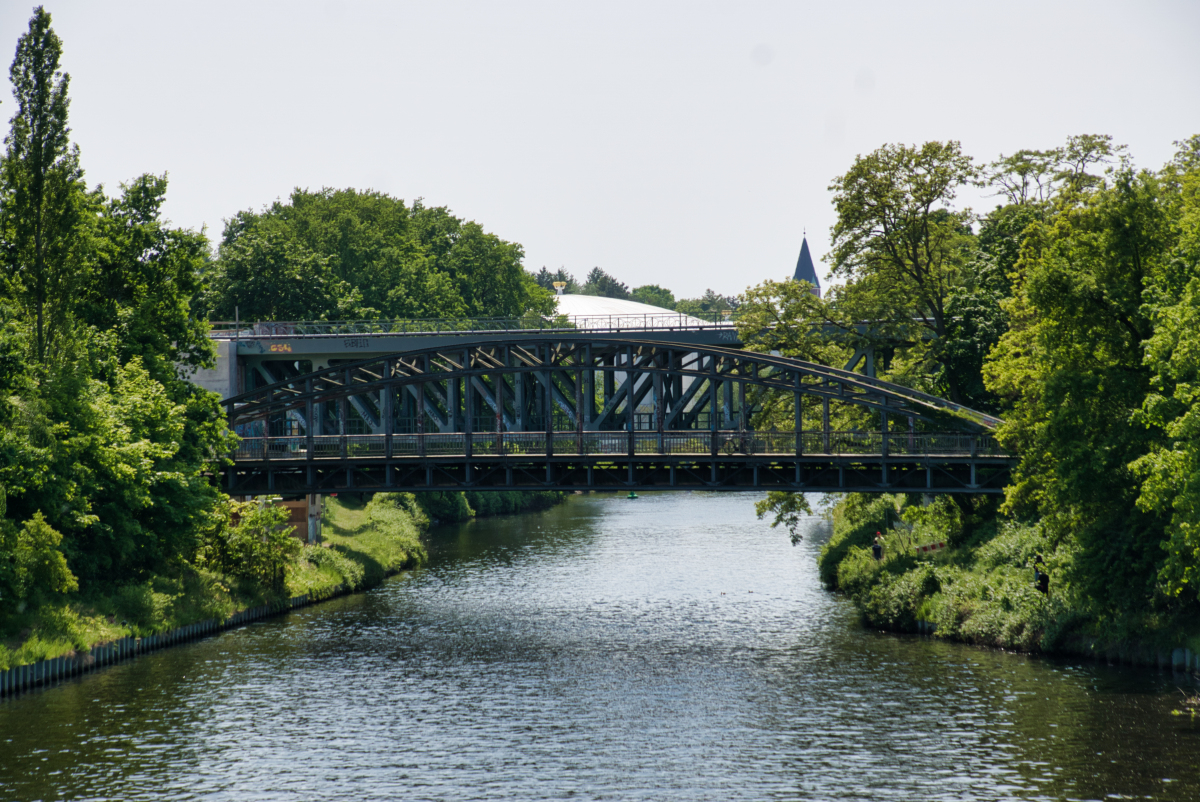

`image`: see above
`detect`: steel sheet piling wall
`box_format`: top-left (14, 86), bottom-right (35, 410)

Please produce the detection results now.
top-left (0, 591), bottom-right (321, 699)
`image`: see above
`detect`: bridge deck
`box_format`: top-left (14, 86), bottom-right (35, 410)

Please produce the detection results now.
top-left (225, 431), bottom-right (1014, 496)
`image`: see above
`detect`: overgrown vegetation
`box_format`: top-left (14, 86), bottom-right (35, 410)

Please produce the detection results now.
top-left (0, 10), bottom-right (564, 669)
top-left (0, 492), bottom-right (428, 671)
top-left (200, 189), bottom-right (557, 322)
top-left (747, 133), bottom-right (1200, 657)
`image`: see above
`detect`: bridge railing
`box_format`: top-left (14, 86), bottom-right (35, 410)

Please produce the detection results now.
top-left (231, 431), bottom-right (1006, 461)
top-left (209, 312), bottom-right (734, 339)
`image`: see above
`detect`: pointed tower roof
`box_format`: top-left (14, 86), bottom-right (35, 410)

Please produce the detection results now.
top-left (793, 236), bottom-right (820, 298)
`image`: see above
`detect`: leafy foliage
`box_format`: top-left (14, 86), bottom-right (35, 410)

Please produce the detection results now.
top-left (534, 267), bottom-right (579, 294)
top-left (579, 266), bottom-right (630, 299)
top-left (630, 284), bottom-right (676, 310)
top-left (218, 500), bottom-right (300, 590)
top-left (0, 511), bottom-right (77, 604)
top-left (201, 189), bottom-right (554, 321)
top-left (1, 6), bottom-right (91, 364)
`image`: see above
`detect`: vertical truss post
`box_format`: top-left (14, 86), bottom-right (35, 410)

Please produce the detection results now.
top-left (263, 388), bottom-right (273, 463)
top-left (495, 350), bottom-right (505, 456)
top-left (417, 380), bottom-right (426, 458)
top-left (723, 378), bottom-right (733, 429)
top-left (626, 346), bottom-right (635, 459)
top-left (654, 361), bottom-right (664, 454)
top-left (515, 367), bottom-right (526, 432)
top-left (738, 375), bottom-right (746, 434)
top-left (338, 371), bottom-right (348, 460)
top-left (604, 351), bottom-right (615, 409)
top-left (881, 405), bottom-right (889, 458)
top-left (464, 349), bottom-right (473, 462)
top-left (383, 359), bottom-right (394, 460)
top-left (445, 362), bottom-right (456, 432)
top-left (544, 344), bottom-right (553, 458)
top-left (584, 344), bottom-right (594, 430)
top-left (822, 394), bottom-right (831, 454)
top-left (709, 355), bottom-right (718, 459)
top-left (305, 378), bottom-right (314, 462)
top-left (794, 372), bottom-right (802, 457)
top-left (575, 365), bottom-right (583, 455)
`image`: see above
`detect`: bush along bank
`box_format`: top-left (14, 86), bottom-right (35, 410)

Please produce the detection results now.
top-left (413, 490), bottom-right (567, 524)
top-left (0, 492), bottom-right (429, 690)
top-left (819, 493), bottom-right (1200, 674)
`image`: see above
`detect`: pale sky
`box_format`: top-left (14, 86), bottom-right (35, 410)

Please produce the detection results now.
top-left (1, 1), bottom-right (1197, 299)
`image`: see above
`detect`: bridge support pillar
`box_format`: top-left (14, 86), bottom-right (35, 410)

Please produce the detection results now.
top-left (307, 493), bottom-right (322, 544)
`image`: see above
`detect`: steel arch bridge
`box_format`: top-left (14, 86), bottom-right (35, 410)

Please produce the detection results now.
top-left (220, 336), bottom-right (1014, 496)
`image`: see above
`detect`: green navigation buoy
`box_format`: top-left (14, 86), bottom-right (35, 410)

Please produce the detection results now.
top-left (627, 491), bottom-right (639, 499)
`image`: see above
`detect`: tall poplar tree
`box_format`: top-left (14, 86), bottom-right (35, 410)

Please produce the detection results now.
top-left (1, 6), bottom-right (88, 364)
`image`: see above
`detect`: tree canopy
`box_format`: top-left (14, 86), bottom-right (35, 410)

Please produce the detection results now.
top-left (742, 134), bottom-right (1200, 631)
top-left (201, 189), bottom-right (555, 322)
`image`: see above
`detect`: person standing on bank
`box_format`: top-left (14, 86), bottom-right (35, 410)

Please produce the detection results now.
top-left (872, 532), bottom-right (883, 561)
top-left (1033, 554), bottom-right (1049, 596)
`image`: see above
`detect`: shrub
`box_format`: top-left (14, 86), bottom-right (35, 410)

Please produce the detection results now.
top-left (415, 491), bottom-right (474, 523)
top-left (817, 494), bottom-right (895, 589)
top-left (223, 500), bottom-right (301, 590)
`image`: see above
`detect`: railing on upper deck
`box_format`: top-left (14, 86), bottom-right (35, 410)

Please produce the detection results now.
top-left (208, 312), bottom-right (737, 340)
top-left (231, 431), bottom-right (1006, 462)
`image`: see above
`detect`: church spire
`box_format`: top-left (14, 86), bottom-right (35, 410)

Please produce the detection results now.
top-left (792, 235), bottom-right (820, 298)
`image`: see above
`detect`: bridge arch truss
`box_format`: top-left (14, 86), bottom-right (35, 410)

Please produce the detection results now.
top-left (221, 336), bottom-right (1013, 496)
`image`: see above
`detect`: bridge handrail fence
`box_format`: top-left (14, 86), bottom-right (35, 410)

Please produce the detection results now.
top-left (234, 431), bottom-right (1005, 461)
top-left (209, 313), bottom-right (734, 339)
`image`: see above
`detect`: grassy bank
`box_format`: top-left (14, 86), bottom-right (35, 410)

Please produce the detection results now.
top-left (818, 494), bottom-right (1200, 661)
top-left (0, 492), bottom-right (428, 671)
top-left (0, 489), bottom-right (569, 671)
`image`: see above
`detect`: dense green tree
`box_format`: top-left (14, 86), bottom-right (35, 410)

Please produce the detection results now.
top-left (82, 174), bottom-right (214, 378)
top-left (202, 224), bottom-right (363, 322)
top-left (1128, 136), bottom-right (1200, 606)
top-left (0, 511), bottom-right (76, 605)
top-left (630, 284), bottom-right (675, 310)
top-left (202, 189), bottom-right (553, 320)
top-left (826, 141), bottom-right (978, 402)
top-left (533, 267), bottom-right (579, 293)
top-left (0, 6), bottom-right (91, 364)
top-left (984, 162), bottom-right (1174, 614)
top-left (579, 266), bottom-right (630, 299)
top-left (676, 288), bottom-right (739, 319)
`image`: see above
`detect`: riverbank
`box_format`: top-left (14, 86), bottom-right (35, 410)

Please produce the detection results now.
top-left (0, 489), bottom-right (569, 695)
top-left (818, 493), bottom-right (1200, 673)
top-left (0, 492), bottom-right (428, 675)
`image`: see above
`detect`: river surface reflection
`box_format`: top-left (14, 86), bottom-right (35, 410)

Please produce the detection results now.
top-left (2, 492), bottom-right (1198, 800)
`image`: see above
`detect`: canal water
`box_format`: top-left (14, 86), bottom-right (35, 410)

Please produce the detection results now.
top-left (2, 492), bottom-right (1198, 801)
